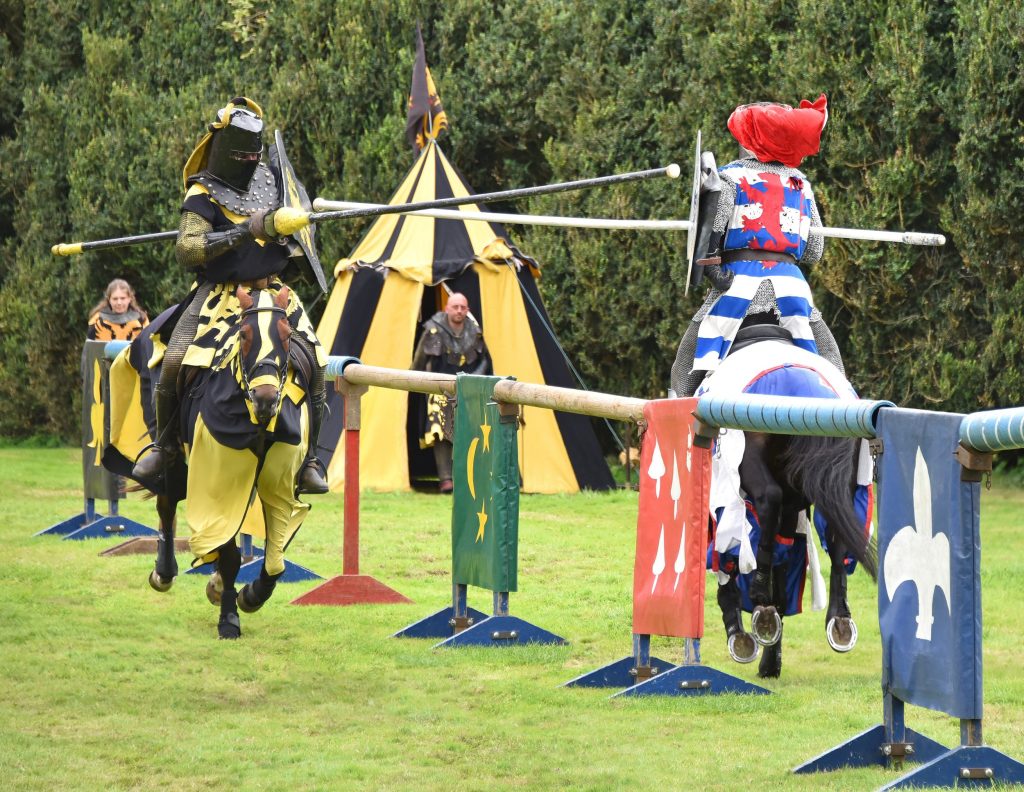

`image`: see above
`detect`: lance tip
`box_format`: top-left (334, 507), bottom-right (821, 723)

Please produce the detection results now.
top-left (52, 242), bottom-right (84, 256)
top-left (666, 163), bottom-right (681, 179)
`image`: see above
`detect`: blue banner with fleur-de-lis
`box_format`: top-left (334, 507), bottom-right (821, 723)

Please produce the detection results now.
top-left (451, 374), bottom-right (519, 592)
top-left (876, 407), bottom-right (982, 719)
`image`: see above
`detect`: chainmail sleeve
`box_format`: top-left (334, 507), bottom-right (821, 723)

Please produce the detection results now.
top-left (802, 185), bottom-right (824, 265)
top-left (174, 209), bottom-right (254, 272)
top-left (712, 174), bottom-right (738, 234)
top-left (175, 211), bottom-right (212, 271)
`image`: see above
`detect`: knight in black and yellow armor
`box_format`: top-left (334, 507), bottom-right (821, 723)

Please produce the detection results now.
top-left (132, 97), bottom-right (329, 495)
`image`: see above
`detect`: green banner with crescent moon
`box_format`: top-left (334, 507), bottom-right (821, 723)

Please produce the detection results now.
top-left (451, 374), bottom-right (519, 592)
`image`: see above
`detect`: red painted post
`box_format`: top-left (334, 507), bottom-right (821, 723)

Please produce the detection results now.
top-left (343, 390), bottom-right (362, 576)
top-left (290, 375), bottom-right (411, 606)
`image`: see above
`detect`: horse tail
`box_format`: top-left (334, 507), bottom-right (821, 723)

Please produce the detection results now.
top-left (780, 435), bottom-right (878, 580)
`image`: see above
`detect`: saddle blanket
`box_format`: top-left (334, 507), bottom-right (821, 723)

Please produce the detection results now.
top-left (697, 339), bottom-right (873, 611)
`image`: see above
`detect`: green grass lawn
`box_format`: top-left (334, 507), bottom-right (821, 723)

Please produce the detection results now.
top-left (1, 447), bottom-right (1022, 791)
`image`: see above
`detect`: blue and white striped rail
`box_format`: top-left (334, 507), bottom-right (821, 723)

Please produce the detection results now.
top-left (959, 406), bottom-right (1024, 453)
top-left (694, 394), bottom-right (895, 438)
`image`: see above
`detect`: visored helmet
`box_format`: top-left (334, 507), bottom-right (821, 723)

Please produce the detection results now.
top-left (182, 97), bottom-right (267, 193)
top-left (205, 103), bottom-right (264, 191)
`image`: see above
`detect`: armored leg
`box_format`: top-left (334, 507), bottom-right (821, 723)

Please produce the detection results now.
top-left (810, 315), bottom-right (845, 375)
top-left (433, 440), bottom-right (454, 493)
top-left (670, 320), bottom-right (706, 397)
top-left (291, 336), bottom-right (329, 495)
top-left (132, 286), bottom-right (210, 481)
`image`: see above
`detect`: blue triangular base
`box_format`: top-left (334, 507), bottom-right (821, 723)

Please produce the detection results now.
top-left (36, 512), bottom-right (91, 536)
top-left (793, 724), bottom-right (949, 774)
top-left (611, 663), bottom-right (771, 697)
top-left (37, 513), bottom-right (158, 538)
top-left (392, 606), bottom-right (491, 639)
top-left (563, 655), bottom-right (678, 688)
top-left (433, 615), bottom-right (567, 648)
top-left (879, 745), bottom-right (1024, 790)
top-left (186, 549), bottom-right (319, 583)
top-left (237, 558), bottom-right (322, 584)
top-left (61, 516), bottom-right (158, 540)
top-left (187, 546), bottom-right (265, 575)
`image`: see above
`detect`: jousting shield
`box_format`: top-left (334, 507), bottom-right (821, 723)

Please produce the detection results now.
top-left (273, 130), bottom-right (328, 294)
top-left (684, 131), bottom-right (702, 295)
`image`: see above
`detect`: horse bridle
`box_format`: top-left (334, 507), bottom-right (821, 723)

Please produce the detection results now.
top-left (238, 304), bottom-right (289, 416)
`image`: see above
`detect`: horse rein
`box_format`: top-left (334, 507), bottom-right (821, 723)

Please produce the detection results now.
top-left (238, 304), bottom-right (290, 415)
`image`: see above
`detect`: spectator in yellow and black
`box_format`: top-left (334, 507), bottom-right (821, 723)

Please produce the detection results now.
top-left (86, 278), bottom-right (149, 341)
top-left (411, 292), bottom-right (491, 493)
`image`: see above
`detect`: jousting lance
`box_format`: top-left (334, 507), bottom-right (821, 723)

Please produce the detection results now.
top-left (310, 199), bottom-right (947, 246)
top-left (51, 164), bottom-right (681, 256)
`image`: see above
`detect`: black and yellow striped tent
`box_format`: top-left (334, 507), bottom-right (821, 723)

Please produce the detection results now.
top-left (316, 140), bottom-right (614, 493)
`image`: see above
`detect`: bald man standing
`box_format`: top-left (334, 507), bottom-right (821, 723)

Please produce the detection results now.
top-left (411, 292), bottom-right (491, 492)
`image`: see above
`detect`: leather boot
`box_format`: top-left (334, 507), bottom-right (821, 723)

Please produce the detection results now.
top-left (297, 393), bottom-right (329, 494)
top-left (433, 440), bottom-right (454, 493)
top-left (132, 386), bottom-right (179, 481)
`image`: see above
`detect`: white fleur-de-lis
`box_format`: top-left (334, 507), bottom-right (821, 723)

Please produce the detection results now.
top-left (651, 524), bottom-right (666, 593)
top-left (648, 436), bottom-right (666, 497)
top-left (672, 516), bottom-right (687, 592)
top-left (883, 448), bottom-right (952, 641)
top-left (671, 451), bottom-right (681, 520)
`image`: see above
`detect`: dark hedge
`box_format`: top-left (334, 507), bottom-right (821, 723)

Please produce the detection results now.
top-left (1, 0), bottom-right (1021, 439)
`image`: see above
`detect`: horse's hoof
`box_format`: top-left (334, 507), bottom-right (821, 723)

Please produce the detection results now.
top-left (206, 572), bottom-right (224, 606)
top-left (236, 584), bottom-right (264, 614)
top-left (727, 632), bottom-right (759, 664)
top-left (826, 617), bottom-right (858, 653)
top-left (148, 569), bottom-right (174, 593)
top-left (218, 611), bottom-right (241, 640)
top-left (751, 606), bottom-right (782, 647)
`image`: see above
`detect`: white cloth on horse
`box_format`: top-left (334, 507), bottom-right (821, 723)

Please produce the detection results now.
top-left (697, 339), bottom-right (871, 593)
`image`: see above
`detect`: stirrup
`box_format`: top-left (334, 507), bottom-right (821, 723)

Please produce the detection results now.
top-left (296, 458), bottom-right (329, 495)
top-left (132, 442), bottom-right (175, 479)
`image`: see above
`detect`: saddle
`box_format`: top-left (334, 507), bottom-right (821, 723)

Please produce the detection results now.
top-left (728, 322), bottom-right (794, 357)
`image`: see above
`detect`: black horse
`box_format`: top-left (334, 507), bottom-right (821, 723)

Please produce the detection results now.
top-left (705, 314), bottom-right (878, 678)
top-left (105, 285), bottom-right (315, 639)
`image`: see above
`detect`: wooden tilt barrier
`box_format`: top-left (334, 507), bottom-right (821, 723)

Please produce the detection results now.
top-left (296, 359), bottom-right (651, 605)
top-left (299, 358), bottom-right (896, 605)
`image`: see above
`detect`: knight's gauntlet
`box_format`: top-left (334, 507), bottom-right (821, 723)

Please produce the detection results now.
top-left (705, 264), bottom-right (734, 291)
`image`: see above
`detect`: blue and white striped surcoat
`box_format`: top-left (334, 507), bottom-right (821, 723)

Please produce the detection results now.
top-left (693, 159), bottom-right (823, 372)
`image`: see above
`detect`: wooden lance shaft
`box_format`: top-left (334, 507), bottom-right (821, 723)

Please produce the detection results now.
top-left (52, 164), bottom-right (681, 256)
top-left (272, 163), bottom-right (680, 236)
top-left (310, 199), bottom-right (947, 246)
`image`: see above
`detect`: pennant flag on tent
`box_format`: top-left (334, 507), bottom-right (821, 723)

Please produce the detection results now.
top-left (406, 24), bottom-right (448, 155)
top-left (316, 139), bottom-right (614, 494)
top-left (876, 407), bottom-right (982, 720)
top-left (632, 398), bottom-right (711, 638)
top-left (451, 374), bottom-right (519, 592)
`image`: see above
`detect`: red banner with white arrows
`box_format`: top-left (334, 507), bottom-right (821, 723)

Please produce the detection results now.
top-left (631, 398), bottom-right (712, 638)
